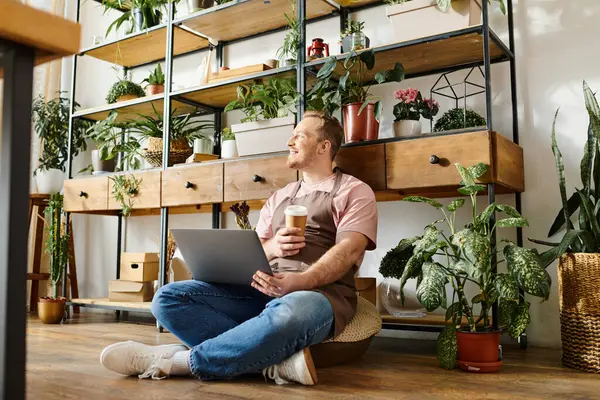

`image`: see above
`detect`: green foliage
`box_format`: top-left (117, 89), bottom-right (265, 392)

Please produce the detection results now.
top-left (224, 78), bottom-right (299, 122)
top-left (221, 127), bottom-right (235, 141)
top-left (43, 193), bottom-right (69, 299)
top-left (433, 108), bottom-right (487, 132)
top-left (32, 93), bottom-right (90, 175)
top-left (102, 0), bottom-right (171, 37)
top-left (437, 325), bottom-right (457, 370)
top-left (143, 63), bottom-right (165, 86)
top-left (530, 81), bottom-right (600, 263)
top-left (276, 9), bottom-right (300, 63)
top-left (110, 174), bottom-right (142, 217)
top-left (106, 79), bottom-right (146, 104)
top-left (378, 237), bottom-right (419, 279)
top-left (381, 161), bottom-right (550, 368)
top-left (339, 17), bottom-right (365, 44)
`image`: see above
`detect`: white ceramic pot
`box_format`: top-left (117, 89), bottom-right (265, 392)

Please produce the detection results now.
top-left (231, 115), bottom-right (295, 157)
top-left (35, 168), bottom-right (64, 194)
top-left (221, 140), bottom-right (238, 159)
top-left (386, 0), bottom-right (481, 44)
top-left (393, 120), bottom-right (422, 138)
top-left (193, 137), bottom-right (213, 155)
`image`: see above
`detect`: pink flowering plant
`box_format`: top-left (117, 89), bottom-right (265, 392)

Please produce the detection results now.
top-left (393, 88), bottom-right (440, 121)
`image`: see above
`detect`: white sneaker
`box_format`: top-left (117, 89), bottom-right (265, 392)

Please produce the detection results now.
top-left (100, 341), bottom-right (188, 380)
top-left (263, 348), bottom-right (318, 385)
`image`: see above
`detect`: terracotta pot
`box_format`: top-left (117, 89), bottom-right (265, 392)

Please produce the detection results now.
top-left (145, 84), bottom-right (164, 96)
top-left (343, 103), bottom-right (376, 143)
top-left (456, 329), bottom-right (503, 373)
top-left (116, 94), bottom-right (139, 102)
top-left (38, 297), bottom-right (66, 324)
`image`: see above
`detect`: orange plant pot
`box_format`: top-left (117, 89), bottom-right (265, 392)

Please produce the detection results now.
top-left (343, 103), bottom-right (377, 143)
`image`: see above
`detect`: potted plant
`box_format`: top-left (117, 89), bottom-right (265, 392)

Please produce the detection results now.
top-left (143, 63), bottom-right (165, 96)
top-left (106, 78), bottom-right (146, 104)
top-left (230, 201), bottom-right (253, 230)
top-left (340, 17), bottom-right (369, 53)
top-left (528, 81), bottom-right (600, 374)
top-left (392, 88), bottom-right (439, 137)
top-left (385, 0), bottom-right (506, 44)
top-left (307, 49), bottom-right (404, 142)
top-left (32, 93), bottom-right (89, 193)
top-left (387, 162), bottom-right (550, 372)
top-left (102, 0), bottom-right (170, 37)
top-left (224, 77), bottom-right (299, 156)
top-left (433, 107), bottom-right (486, 132)
top-left (276, 10), bottom-right (300, 66)
top-left (38, 193), bottom-right (69, 324)
top-left (221, 127), bottom-right (238, 159)
top-left (187, 0), bottom-right (214, 13)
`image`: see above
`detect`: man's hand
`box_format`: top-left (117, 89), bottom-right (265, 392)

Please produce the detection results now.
top-left (262, 227), bottom-right (306, 261)
top-left (251, 270), bottom-right (310, 298)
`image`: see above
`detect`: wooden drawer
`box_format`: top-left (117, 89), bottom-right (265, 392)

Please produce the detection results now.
top-left (108, 171), bottom-right (162, 210)
top-left (64, 177), bottom-right (108, 212)
top-left (386, 131), bottom-right (524, 192)
top-left (162, 163), bottom-right (224, 207)
top-left (335, 144), bottom-right (386, 191)
top-left (224, 156), bottom-right (298, 202)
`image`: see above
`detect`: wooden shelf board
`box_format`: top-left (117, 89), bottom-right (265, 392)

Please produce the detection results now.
top-left (331, 0), bottom-right (380, 8)
top-left (306, 28), bottom-right (506, 82)
top-left (179, 0), bottom-right (337, 43)
top-left (80, 25), bottom-right (209, 68)
top-left (73, 94), bottom-right (200, 122)
top-left (175, 67), bottom-right (296, 108)
top-left (69, 298), bottom-right (152, 311)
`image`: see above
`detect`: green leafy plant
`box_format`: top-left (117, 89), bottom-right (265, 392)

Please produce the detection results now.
top-left (276, 8), bottom-right (300, 64)
top-left (102, 0), bottom-right (172, 37)
top-left (384, 0), bottom-right (506, 14)
top-left (222, 127), bottom-right (235, 141)
top-left (106, 79), bottom-right (146, 104)
top-left (433, 108), bottom-right (487, 132)
top-left (32, 93), bottom-right (90, 175)
top-left (43, 193), bottom-right (69, 299)
top-left (110, 174), bottom-right (142, 217)
top-left (340, 17), bottom-right (365, 43)
top-left (530, 81), bottom-right (600, 261)
top-left (143, 63), bottom-right (165, 86)
top-left (307, 49), bottom-right (404, 121)
top-left (224, 78), bottom-right (300, 123)
top-left (383, 162), bottom-right (550, 369)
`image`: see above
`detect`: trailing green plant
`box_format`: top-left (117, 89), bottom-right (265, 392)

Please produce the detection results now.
top-left (106, 79), bottom-right (146, 104)
top-left (43, 193), bottom-right (70, 299)
top-left (529, 81), bottom-right (600, 262)
top-left (224, 78), bottom-right (300, 122)
top-left (222, 127), bottom-right (235, 141)
top-left (102, 0), bottom-right (173, 37)
top-left (276, 7), bottom-right (300, 64)
top-left (306, 49), bottom-right (404, 120)
top-left (110, 174), bottom-right (142, 217)
top-left (384, 0), bottom-right (506, 14)
top-left (433, 107), bottom-right (487, 132)
top-left (143, 63), bottom-right (165, 86)
top-left (382, 162), bottom-right (550, 369)
top-left (32, 93), bottom-right (90, 175)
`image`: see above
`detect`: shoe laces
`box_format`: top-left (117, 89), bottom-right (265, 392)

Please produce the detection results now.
top-left (263, 365), bottom-right (290, 385)
top-left (130, 352), bottom-right (172, 380)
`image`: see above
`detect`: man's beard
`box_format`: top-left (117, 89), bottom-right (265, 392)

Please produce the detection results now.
top-left (287, 146), bottom-right (317, 169)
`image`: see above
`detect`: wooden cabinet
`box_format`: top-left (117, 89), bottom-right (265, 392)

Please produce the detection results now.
top-left (162, 163), bottom-right (224, 206)
top-left (385, 131), bottom-right (524, 192)
top-left (335, 144), bottom-right (386, 191)
top-left (224, 156), bottom-right (298, 202)
top-left (108, 170), bottom-right (162, 210)
top-left (64, 177), bottom-right (108, 212)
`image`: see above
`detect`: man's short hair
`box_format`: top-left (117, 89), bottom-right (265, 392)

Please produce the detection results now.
top-left (302, 110), bottom-right (344, 160)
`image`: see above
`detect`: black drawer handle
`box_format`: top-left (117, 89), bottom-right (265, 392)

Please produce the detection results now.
top-left (429, 155), bottom-right (440, 165)
top-left (184, 181), bottom-right (195, 189)
top-left (79, 191), bottom-right (88, 198)
top-left (252, 174), bottom-right (263, 183)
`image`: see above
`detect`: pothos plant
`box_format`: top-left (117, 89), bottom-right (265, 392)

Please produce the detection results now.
top-left (382, 162), bottom-right (551, 369)
top-left (110, 174), bottom-right (142, 217)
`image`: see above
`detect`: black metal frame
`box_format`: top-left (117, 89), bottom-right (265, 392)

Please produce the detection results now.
top-left (64, 0), bottom-right (524, 346)
top-left (0, 39), bottom-right (35, 400)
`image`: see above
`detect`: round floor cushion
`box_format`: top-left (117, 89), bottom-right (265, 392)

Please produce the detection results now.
top-left (311, 296), bottom-right (382, 368)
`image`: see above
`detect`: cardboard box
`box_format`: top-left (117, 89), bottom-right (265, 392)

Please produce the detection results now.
top-left (108, 280), bottom-right (154, 302)
top-left (120, 252), bottom-right (159, 282)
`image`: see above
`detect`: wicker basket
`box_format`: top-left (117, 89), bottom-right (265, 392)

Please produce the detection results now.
top-left (143, 137), bottom-right (192, 168)
top-left (558, 253), bottom-right (600, 373)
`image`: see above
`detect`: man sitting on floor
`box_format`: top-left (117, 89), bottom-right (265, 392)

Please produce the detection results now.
top-left (99, 111), bottom-right (378, 385)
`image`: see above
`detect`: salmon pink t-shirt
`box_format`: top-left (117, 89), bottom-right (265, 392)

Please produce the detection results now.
top-left (255, 172), bottom-right (378, 250)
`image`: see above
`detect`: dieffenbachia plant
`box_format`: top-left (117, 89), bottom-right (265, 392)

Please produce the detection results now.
top-left (384, 162), bottom-right (550, 369)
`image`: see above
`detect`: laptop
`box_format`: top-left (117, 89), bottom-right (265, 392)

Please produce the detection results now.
top-left (170, 229), bottom-right (273, 285)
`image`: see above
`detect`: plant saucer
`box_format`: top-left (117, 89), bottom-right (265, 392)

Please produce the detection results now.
top-left (457, 359), bottom-right (503, 373)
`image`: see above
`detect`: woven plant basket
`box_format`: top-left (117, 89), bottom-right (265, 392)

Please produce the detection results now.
top-left (558, 253), bottom-right (600, 373)
top-left (143, 137), bottom-right (192, 168)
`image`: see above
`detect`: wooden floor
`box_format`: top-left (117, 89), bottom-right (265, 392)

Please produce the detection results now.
top-left (27, 312), bottom-right (599, 400)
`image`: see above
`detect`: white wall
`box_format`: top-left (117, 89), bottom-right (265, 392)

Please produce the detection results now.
top-left (65, 0), bottom-right (600, 348)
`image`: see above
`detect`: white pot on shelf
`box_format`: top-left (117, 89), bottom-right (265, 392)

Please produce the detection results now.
top-left (386, 0), bottom-right (482, 44)
top-left (35, 168), bottom-right (65, 194)
top-left (393, 120), bottom-right (422, 138)
top-left (221, 140), bottom-right (238, 159)
top-left (231, 115), bottom-right (295, 157)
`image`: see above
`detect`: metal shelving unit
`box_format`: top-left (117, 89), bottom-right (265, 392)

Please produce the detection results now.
top-left (65, 0), bottom-right (524, 346)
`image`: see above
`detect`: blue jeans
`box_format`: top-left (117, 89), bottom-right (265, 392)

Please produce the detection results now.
top-left (151, 280), bottom-right (335, 380)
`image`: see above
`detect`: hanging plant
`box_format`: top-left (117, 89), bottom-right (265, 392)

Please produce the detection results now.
top-left (110, 174), bottom-right (142, 217)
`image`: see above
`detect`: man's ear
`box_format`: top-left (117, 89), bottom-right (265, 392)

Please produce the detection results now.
top-left (319, 140), bottom-right (332, 155)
